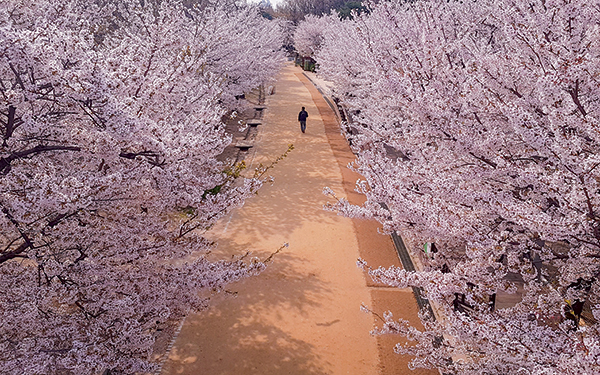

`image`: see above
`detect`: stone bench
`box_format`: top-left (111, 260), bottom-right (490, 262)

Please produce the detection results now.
top-left (246, 119), bottom-right (262, 127)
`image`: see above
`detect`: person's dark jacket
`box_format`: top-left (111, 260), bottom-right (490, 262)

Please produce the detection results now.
top-left (298, 110), bottom-right (308, 121)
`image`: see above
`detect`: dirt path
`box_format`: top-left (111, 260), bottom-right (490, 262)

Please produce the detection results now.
top-left (161, 64), bottom-right (437, 375)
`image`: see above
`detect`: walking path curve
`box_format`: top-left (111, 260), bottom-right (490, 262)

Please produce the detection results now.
top-left (161, 64), bottom-right (438, 375)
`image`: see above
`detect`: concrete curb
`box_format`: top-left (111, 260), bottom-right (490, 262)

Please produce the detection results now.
top-left (154, 313), bottom-right (188, 375)
top-left (390, 232), bottom-right (437, 321)
top-left (301, 72), bottom-right (342, 124)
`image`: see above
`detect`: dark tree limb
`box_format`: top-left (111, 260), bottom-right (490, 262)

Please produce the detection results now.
top-left (79, 100), bottom-right (107, 130)
top-left (0, 144), bottom-right (81, 175)
top-left (1, 105), bottom-right (23, 145)
top-left (119, 150), bottom-right (165, 167)
top-left (47, 211), bottom-right (79, 228)
top-left (0, 207), bottom-right (34, 264)
top-left (0, 240), bottom-right (32, 264)
top-left (567, 80), bottom-right (587, 117)
top-left (8, 62), bottom-right (26, 92)
top-left (469, 152), bottom-right (498, 168)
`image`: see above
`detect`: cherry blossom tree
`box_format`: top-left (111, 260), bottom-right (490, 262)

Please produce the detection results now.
top-left (0, 0), bottom-right (283, 373)
top-left (313, 0), bottom-right (600, 372)
top-left (293, 14), bottom-right (335, 59)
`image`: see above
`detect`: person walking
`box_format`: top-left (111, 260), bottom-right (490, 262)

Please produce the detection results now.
top-left (298, 107), bottom-right (308, 133)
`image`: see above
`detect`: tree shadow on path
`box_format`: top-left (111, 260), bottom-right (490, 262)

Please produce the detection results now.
top-left (221, 68), bottom-right (346, 243)
top-left (162, 249), bottom-right (334, 375)
top-left (162, 64), bottom-right (374, 375)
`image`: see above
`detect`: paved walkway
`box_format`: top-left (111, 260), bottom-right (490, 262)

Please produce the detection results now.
top-left (161, 64), bottom-right (437, 375)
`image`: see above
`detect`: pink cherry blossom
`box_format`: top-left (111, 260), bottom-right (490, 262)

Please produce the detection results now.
top-left (0, 0), bottom-right (284, 373)
top-left (308, 0), bottom-right (600, 372)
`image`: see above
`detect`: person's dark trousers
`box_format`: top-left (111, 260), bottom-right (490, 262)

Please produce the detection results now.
top-left (300, 121), bottom-right (306, 133)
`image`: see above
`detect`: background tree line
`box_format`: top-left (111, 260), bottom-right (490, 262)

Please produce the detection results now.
top-left (266, 0), bottom-right (367, 23)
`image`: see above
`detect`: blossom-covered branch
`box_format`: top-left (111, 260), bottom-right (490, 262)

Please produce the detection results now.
top-left (0, 0), bottom-right (284, 373)
top-left (308, 0), bottom-right (600, 372)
